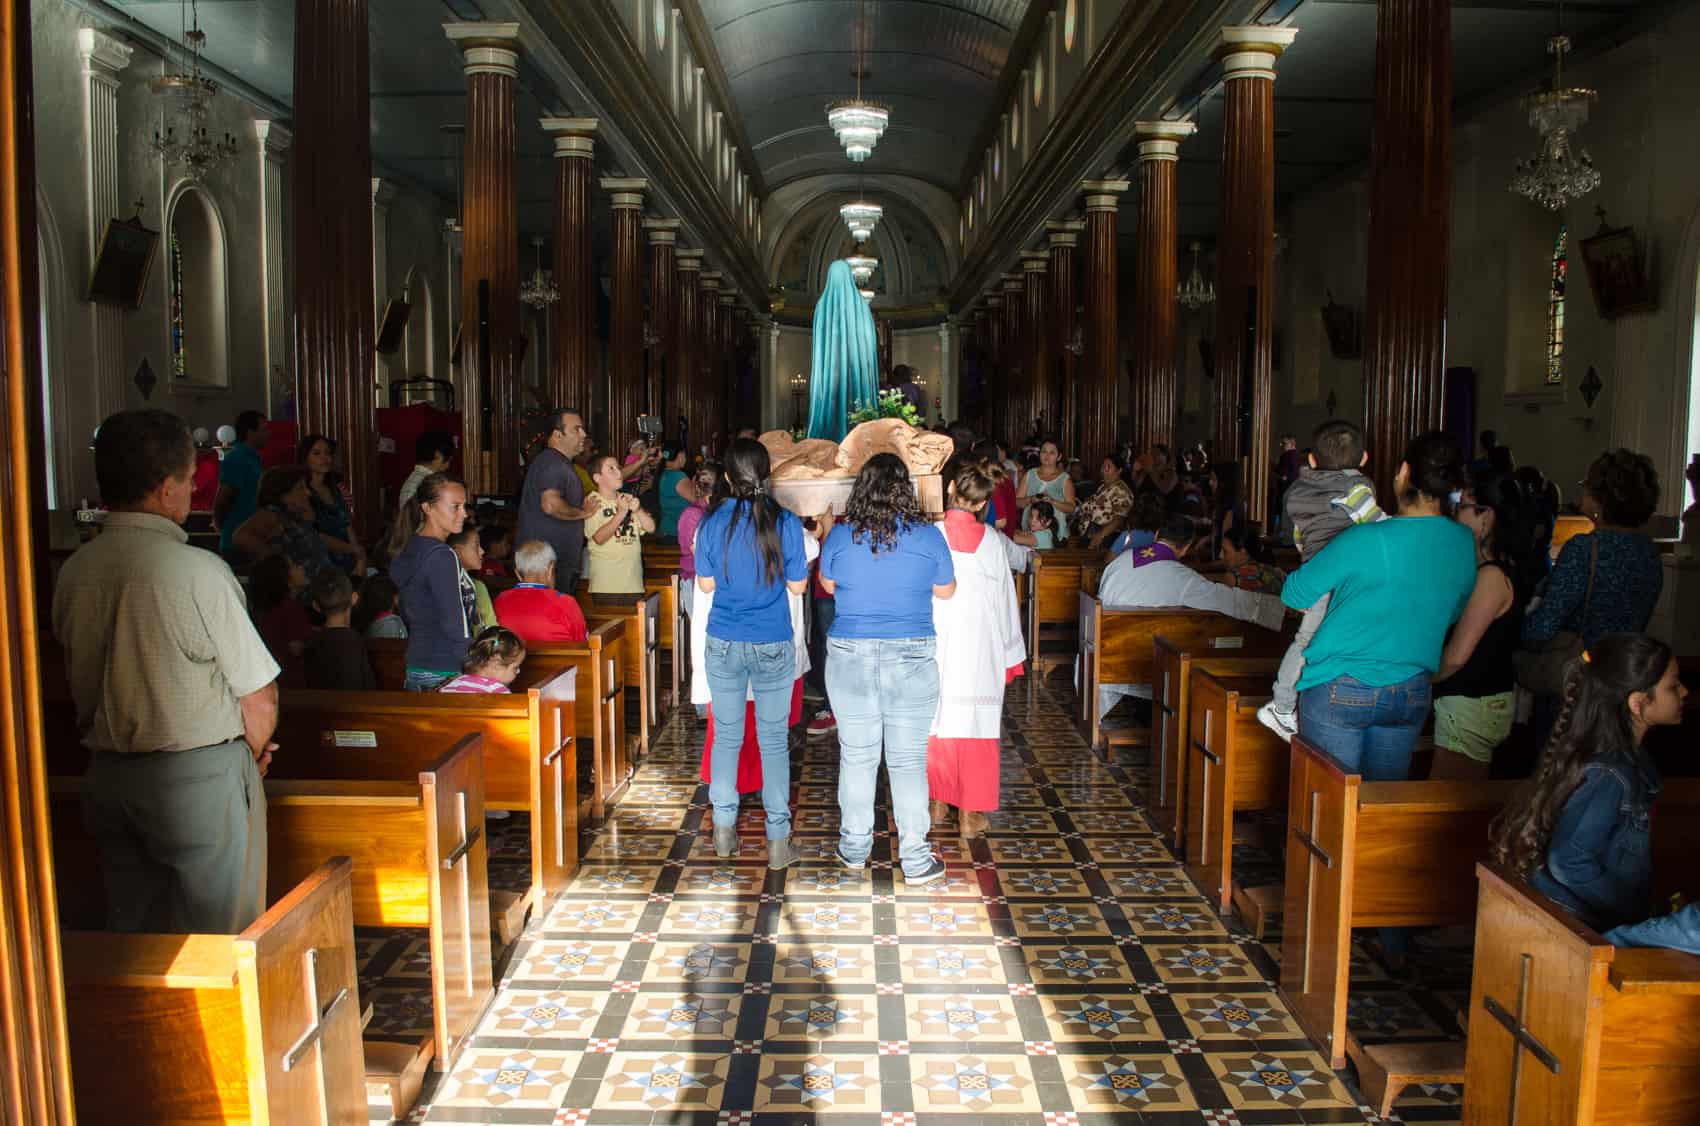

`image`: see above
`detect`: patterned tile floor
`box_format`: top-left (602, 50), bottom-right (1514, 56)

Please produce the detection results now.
top-left (391, 682), bottom-right (1463, 1125)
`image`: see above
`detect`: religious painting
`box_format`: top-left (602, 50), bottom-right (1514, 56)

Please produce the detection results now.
top-left (86, 215), bottom-right (158, 308)
top-left (1579, 222), bottom-right (1655, 320)
top-left (1319, 293), bottom-right (1360, 360)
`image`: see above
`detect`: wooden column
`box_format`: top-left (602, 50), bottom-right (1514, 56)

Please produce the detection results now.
top-left (699, 272), bottom-right (722, 452)
top-left (718, 294), bottom-right (738, 434)
top-left (446, 21), bottom-right (521, 494)
top-left (1081, 178), bottom-right (1129, 468)
top-left (1, 0), bottom-right (72, 1112)
top-left (984, 294), bottom-right (1005, 439)
top-left (675, 250), bottom-right (702, 451)
top-left (1211, 27), bottom-right (1296, 525)
top-left (1131, 120), bottom-right (1196, 460)
top-left (644, 219), bottom-right (680, 428)
top-left (1001, 274), bottom-right (1026, 439)
top-left (541, 117), bottom-right (596, 414)
top-left (1046, 220), bottom-right (1083, 457)
top-left (602, 178), bottom-right (646, 449)
top-left (1363, 0), bottom-right (1450, 497)
top-left (1020, 253), bottom-right (1052, 438)
top-left (295, 0), bottom-right (376, 527)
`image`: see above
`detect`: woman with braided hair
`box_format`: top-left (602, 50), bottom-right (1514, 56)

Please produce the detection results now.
top-left (1489, 634), bottom-right (1686, 932)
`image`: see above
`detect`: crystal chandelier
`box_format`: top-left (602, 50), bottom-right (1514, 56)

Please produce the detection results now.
top-left (1510, 28), bottom-right (1601, 211)
top-left (520, 236), bottom-right (560, 309)
top-left (840, 200), bottom-right (883, 242)
top-left (825, 0), bottom-right (889, 162)
top-left (858, 288), bottom-right (876, 302)
top-left (845, 255), bottom-right (878, 285)
top-left (150, 0), bottom-right (239, 182)
top-left (1177, 242), bottom-right (1215, 311)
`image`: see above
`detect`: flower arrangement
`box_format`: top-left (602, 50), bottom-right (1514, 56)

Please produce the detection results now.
top-left (848, 387), bottom-right (920, 429)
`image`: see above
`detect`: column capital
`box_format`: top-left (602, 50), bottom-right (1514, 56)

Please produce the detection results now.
top-left (643, 217), bottom-right (682, 245)
top-left (75, 28), bottom-right (132, 79)
top-left (677, 249), bottom-right (704, 272)
top-left (1215, 26), bottom-right (1299, 81)
top-left (718, 293), bottom-right (736, 307)
top-left (1020, 251), bottom-right (1049, 274)
top-left (371, 177), bottom-right (399, 209)
top-left (985, 294), bottom-right (1005, 309)
top-left (1046, 218), bottom-right (1086, 248)
top-left (1081, 179), bottom-right (1131, 212)
top-left (1001, 273), bottom-right (1024, 294)
top-left (444, 22), bottom-right (521, 77)
top-left (252, 119), bottom-right (293, 159)
top-left (699, 271), bottom-right (722, 292)
top-left (1133, 120), bottom-right (1197, 162)
top-left (600, 176), bottom-right (648, 209)
top-left (541, 117), bottom-right (598, 159)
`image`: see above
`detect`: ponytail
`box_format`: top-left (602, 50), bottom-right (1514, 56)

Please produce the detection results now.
top-left (714, 438), bottom-right (786, 584)
top-left (388, 472), bottom-right (461, 558)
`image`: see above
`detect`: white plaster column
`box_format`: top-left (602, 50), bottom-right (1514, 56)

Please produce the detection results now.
top-left (937, 317), bottom-right (960, 423)
top-left (371, 177), bottom-right (399, 397)
top-left (76, 28), bottom-right (131, 420)
top-left (761, 316), bottom-right (781, 431)
top-left (252, 119), bottom-right (291, 414)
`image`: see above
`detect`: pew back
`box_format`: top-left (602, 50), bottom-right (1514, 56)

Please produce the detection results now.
top-left (583, 591), bottom-right (660, 756)
top-left (1183, 671), bottom-right (1286, 912)
top-left (515, 623), bottom-right (629, 821)
top-left (1028, 550), bottom-right (1099, 670)
top-left (61, 858), bottom-right (368, 1124)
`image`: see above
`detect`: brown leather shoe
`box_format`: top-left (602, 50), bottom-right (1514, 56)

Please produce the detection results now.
top-left (959, 811), bottom-right (989, 840)
top-left (929, 800), bottom-right (954, 826)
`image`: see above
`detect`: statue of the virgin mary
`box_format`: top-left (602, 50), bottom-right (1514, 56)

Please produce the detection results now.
top-left (805, 259), bottom-right (878, 442)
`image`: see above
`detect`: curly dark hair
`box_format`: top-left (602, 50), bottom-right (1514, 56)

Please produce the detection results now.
top-left (1584, 448), bottom-right (1660, 528)
top-left (256, 465), bottom-right (311, 510)
top-left (844, 453), bottom-right (926, 554)
top-left (1488, 633), bottom-right (1670, 879)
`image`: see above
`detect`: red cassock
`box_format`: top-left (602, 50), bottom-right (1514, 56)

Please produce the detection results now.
top-left (698, 678), bottom-right (804, 792)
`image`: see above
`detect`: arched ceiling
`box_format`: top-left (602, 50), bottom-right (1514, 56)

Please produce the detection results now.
top-left (700, 0), bottom-right (1032, 191)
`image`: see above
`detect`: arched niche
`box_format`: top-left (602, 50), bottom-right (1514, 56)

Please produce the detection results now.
top-left (35, 186), bottom-right (69, 508)
top-left (402, 266), bottom-right (436, 381)
top-left (164, 183), bottom-right (230, 388)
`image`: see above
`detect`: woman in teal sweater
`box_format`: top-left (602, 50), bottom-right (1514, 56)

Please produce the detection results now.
top-left (1280, 431), bottom-right (1477, 780)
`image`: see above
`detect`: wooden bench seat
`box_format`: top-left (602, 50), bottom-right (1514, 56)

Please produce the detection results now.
top-left (1150, 633), bottom-right (1284, 848)
top-left (582, 590), bottom-right (660, 759)
top-left (1465, 863), bottom-right (1700, 1124)
top-left (1183, 670), bottom-right (1287, 913)
top-left (61, 858), bottom-right (370, 1124)
top-left (1027, 549), bottom-right (1102, 676)
top-left (269, 664), bottom-right (578, 939)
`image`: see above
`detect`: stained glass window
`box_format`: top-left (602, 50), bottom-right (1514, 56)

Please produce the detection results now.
top-left (1546, 225), bottom-right (1567, 385)
top-left (168, 230), bottom-right (187, 380)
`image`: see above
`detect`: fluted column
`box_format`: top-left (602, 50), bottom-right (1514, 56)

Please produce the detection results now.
top-left (602, 177), bottom-right (646, 450)
top-left (1131, 121), bottom-right (1196, 460)
top-left (937, 317), bottom-right (959, 423)
top-left (542, 116), bottom-right (596, 413)
top-left (1002, 273), bottom-right (1026, 438)
top-left (644, 218), bottom-right (680, 426)
top-left (1021, 253), bottom-right (1051, 439)
top-left (1363, 0), bottom-right (1450, 498)
top-left (295, 0), bottom-right (376, 528)
top-left (1046, 220), bottom-right (1083, 457)
top-left (1081, 179), bottom-right (1129, 469)
top-left (76, 29), bottom-right (130, 427)
top-left (699, 271), bottom-right (722, 451)
top-left (446, 21), bottom-right (522, 494)
top-left (675, 250), bottom-right (703, 450)
top-left (370, 178), bottom-right (398, 392)
top-left (252, 121), bottom-right (291, 411)
top-left (984, 294), bottom-right (1005, 439)
top-left (718, 294), bottom-right (737, 434)
top-left (1212, 27), bottom-right (1296, 525)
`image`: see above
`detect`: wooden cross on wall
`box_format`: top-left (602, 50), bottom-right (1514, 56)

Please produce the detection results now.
top-left (1479, 951), bottom-right (1562, 1125)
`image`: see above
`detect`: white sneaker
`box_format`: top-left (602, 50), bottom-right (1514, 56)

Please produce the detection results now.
top-left (1256, 702), bottom-right (1296, 743)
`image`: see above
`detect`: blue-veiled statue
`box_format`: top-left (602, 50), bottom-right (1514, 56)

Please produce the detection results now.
top-left (806, 260), bottom-right (878, 442)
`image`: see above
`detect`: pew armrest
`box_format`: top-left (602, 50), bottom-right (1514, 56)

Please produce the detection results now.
top-left (1609, 948), bottom-right (1700, 994)
top-left (61, 932), bottom-right (237, 989)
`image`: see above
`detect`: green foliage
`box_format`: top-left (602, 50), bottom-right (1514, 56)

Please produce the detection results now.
top-left (848, 388), bottom-right (920, 429)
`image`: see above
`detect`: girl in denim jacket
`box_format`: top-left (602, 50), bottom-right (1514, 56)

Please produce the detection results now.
top-left (1490, 634), bottom-right (1687, 931)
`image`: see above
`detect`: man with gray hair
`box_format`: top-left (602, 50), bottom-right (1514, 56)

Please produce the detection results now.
top-left (493, 539), bottom-right (588, 642)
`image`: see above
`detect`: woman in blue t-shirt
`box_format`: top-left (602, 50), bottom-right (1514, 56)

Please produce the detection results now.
top-left (695, 439), bottom-right (809, 869)
top-left (820, 453), bottom-right (957, 886)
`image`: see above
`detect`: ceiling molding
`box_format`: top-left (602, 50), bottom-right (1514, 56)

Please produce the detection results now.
top-left (674, 0), bottom-right (771, 200)
top-left (953, 0), bottom-right (1052, 192)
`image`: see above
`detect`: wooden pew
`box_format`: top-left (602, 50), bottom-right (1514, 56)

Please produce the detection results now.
top-left (582, 590), bottom-right (660, 759)
top-left (1280, 734), bottom-right (1515, 1068)
top-left (270, 664), bottom-right (577, 939)
top-left (1076, 595), bottom-right (1281, 753)
top-left (1463, 863), bottom-right (1700, 1125)
top-left (646, 569), bottom-right (684, 711)
top-left (1150, 632), bottom-right (1285, 848)
top-left (61, 858), bottom-right (370, 1124)
top-left (1182, 670), bottom-right (1287, 915)
top-left (1027, 549), bottom-right (1101, 676)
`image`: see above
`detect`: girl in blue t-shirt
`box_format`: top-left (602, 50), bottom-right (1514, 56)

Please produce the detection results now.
top-left (694, 439), bottom-right (809, 870)
top-left (819, 453), bottom-right (957, 887)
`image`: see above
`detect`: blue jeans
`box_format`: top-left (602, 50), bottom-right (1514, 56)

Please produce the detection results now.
top-left (827, 635), bottom-right (939, 879)
top-left (1297, 672), bottom-right (1431, 780)
top-left (704, 636), bottom-right (795, 840)
top-left (404, 668), bottom-right (454, 692)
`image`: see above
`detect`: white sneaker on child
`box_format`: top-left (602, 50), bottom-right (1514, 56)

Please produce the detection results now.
top-left (1256, 702), bottom-right (1296, 743)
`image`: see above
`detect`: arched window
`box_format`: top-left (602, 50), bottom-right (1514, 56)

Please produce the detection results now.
top-left (1546, 224), bottom-right (1567, 385)
top-left (166, 186), bottom-right (230, 387)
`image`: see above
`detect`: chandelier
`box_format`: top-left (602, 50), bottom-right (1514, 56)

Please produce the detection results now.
top-left (520, 236), bottom-right (560, 309)
top-left (840, 200), bottom-right (883, 242)
top-left (845, 255), bottom-right (878, 285)
top-left (858, 288), bottom-right (876, 303)
top-left (1177, 242), bottom-right (1216, 311)
top-left (1510, 28), bottom-right (1601, 210)
top-left (150, 0), bottom-right (239, 182)
top-left (825, 0), bottom-right (889, 162)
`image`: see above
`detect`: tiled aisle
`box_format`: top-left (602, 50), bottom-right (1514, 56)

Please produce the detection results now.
top-left (418, 684), bottom-right (1441, 1125)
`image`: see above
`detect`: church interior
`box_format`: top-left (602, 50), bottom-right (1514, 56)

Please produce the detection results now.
top-left (3, 0), bottom-right (1700, 1122)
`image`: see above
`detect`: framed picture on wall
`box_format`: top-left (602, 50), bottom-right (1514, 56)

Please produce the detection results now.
top-left (86, 216), bottom-right (158, 308)
top-left (1579, 222), bottom-right (1655, 320)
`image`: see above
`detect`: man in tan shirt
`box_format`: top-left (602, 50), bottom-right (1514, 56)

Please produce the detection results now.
top-left (53, 410), bottom-right (280, 933)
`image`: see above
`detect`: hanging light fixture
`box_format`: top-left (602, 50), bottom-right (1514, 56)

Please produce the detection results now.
top-left (520, 236), bottom-right (560, 309)
top-left (845, 255), bottom-right (879, 285)
top-left (1177, 241), bottom-right (1215, 311)
top-left (825, 0), bottom-right (890, 162)
top-left (150, 0), bottom-right (240, 182)
top-left (1510, 4), bottom-right (1601, 211)
top-left (840, 200), bottom-right (883, 243)
top-left (858, 288), bottom-right (876, 302)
